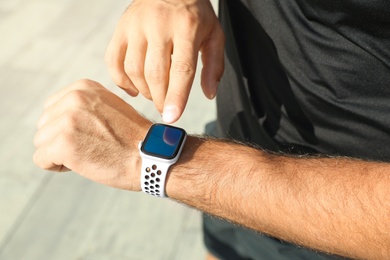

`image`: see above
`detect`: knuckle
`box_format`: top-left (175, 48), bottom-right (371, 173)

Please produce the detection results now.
top-left (124, 61), bottom-right (144, 78)
top-left (169, 91), bottom-right (187, 102)
top-left (74, 78), bottom-right (95, 87)
top-left (62, 110), bottom-right (80, 129)
top-left (151, 2), bottom-right (170, 20)
top-left (171, 59), bottom-right (195, 74)
top-left (145, 67), bottom-right (166, 84)
top-left (56, 131), bottom-right (74, 150)
top-left (213, 23), bottom-right (226, 43)
top-left (66, 89), bottom-right (90, 106)
top-left (181, 11), bottom-right (200, 28)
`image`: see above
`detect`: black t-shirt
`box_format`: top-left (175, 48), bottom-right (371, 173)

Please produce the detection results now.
top-left (207, 1), bottom-right (390, 258)
top-left (216, 0), bottom-right (390, 160)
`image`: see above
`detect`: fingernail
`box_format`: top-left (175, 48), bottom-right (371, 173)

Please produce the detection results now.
top-left (125, 88), bottom-right (139, 97)
top-left (208, 80), bottom-right (219, 99)
top-left (162, 105), bottom-right (178, 123)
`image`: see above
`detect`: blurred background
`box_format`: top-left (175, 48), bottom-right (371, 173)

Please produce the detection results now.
top-left (0, 0), bottom-right (218, 259)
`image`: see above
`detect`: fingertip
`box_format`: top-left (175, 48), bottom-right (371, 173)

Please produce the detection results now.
top-left (155, 103), bottom-right (164, 115)
top-left (33, 148), bottom-right (48, 169)
top-left (162, 105), bottom-right (180, 123)
top-left (201, 67), bottom-right (220, 99)
top-left (58, 165), bottom-right (71, 172)
top-left (202, 79), bottom-right (219, 100)
top-left (124, 87), bottom-right (139, 97)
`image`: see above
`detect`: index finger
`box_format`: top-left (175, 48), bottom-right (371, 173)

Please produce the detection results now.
top-left (163, 39), bottom-right (198, 123)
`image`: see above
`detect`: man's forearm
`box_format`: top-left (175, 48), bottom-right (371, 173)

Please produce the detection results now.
top-left (167, 136), bottom-right (390, 259)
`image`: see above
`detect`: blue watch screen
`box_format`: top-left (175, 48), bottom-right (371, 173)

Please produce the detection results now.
top-left (141, 124), bottom-right (186, 159)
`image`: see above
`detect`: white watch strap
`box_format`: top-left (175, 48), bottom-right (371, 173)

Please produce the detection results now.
top-left (141, 157), bottom-right (171, 198)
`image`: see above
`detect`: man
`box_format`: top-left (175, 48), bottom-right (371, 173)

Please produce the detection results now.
top-left (34, 0), bottom-right (390, 259)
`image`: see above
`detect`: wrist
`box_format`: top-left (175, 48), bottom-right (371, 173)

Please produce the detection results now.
top-left (123, 122), bottom-right (151, 192)
top-left (138, 124), bottom-right (187, 197)
top-left (164, 136), bottom-right (266, 220)
top-left (165, 136), bottom-right (216, 201)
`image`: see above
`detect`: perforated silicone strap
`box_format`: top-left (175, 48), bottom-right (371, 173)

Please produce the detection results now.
top-left (141, 158), bottom-right (170, 198)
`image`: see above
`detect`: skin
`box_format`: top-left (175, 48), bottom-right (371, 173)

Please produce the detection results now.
top-left (105, 0), bottom-right (224, 123)
top-left (34, 80), bottom-right (390, 259)
top-left (34, 0), bottom-right (390, 259)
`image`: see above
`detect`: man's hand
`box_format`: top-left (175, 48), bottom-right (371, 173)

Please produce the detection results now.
top-left (33, 79), bottom-right (152, 191)
top-left (105, 0), bottom-right (225, 123)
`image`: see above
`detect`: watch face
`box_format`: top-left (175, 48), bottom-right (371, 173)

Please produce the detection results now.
top-left (141, 124), bottom-right (186, 159)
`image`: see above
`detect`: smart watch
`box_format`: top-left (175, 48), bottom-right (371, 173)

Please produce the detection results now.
top-left (139, 123), bottom-right (187, 197)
